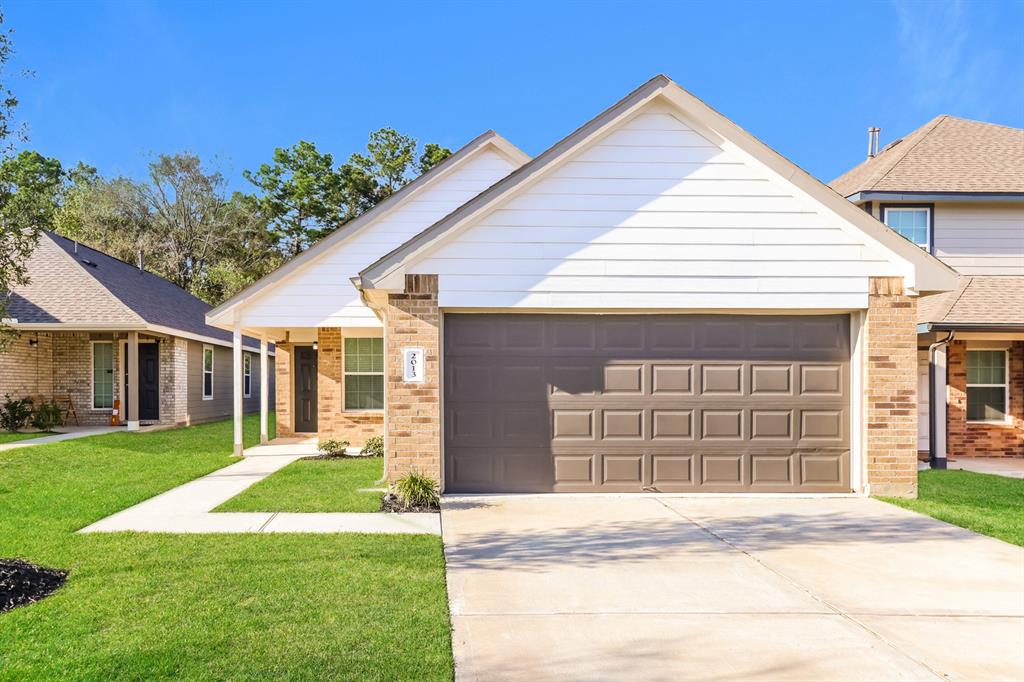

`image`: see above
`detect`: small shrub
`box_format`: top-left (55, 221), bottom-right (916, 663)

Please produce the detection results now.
top-left (31, 401), bottom-right (63, 431)
top-left (360, 435), bottom-right (384, 458)
top-left (1, 395), bottom-right (34, 432)
top-left (395, 471), bottom-right (440, 510)
top-left (317, 439), bottom-right (350, 457)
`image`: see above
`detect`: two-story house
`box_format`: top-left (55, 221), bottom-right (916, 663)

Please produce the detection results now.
top-left (831, 116), bottom-right (1024, 463)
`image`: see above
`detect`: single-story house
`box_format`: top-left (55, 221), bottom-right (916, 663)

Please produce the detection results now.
top-left (208, 75), bottom-right (958, 497)
top-left (831, 115), bottom-right (1023, 462)
top-left (1, 231), bottom-right (274, 430)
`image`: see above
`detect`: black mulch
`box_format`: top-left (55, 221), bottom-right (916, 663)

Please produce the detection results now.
top-left (380, 493), bottom-right (439, 514)
top-left (1, 559), bottom-right (68, 613)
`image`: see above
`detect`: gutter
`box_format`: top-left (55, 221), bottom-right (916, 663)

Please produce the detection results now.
top-left (848, 191), bottom-right (1024, 203)
top-left (921, 322), bottom-right (1024, 334)
top-left (928, 330), bottom-right (954, 470)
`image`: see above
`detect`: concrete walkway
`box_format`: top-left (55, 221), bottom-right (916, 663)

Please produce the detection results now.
top-left (80, 443), bottom-right (439, 535)
top-left (442, 495), bottom-right (1024, 681)
top-left (947, 457), bottom-right (1024, 479)
top-left (0, 425), bottom-right (121, 451)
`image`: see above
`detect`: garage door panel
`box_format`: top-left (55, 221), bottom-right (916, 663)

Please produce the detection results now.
top-left (444, 314), bottom-right (851, 493)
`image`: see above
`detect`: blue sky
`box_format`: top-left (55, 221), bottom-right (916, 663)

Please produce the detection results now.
top-left (6, 0), bottom-right (1023, 191)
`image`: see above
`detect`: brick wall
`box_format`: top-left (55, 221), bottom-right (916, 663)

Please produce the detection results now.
top-left (947, 340), bottom-right (1024, 457)
top-left (316, 328), bottom-right (385, 446)
top-left (160, 336), bottom-right (188, 425)
top-left (864, 277), bottom-right (919, 498)
top-left (274, 342), bottom-right (294, 436)
top-left (382, 275), bottom-right (441, 483)
top-left (0, 332), bottom-right (53, 400)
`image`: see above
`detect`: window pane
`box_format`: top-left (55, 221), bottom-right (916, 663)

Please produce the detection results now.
top-left (344, 374), bottom-right (384, 410)
top-left (204, 349), bottom-right (213, 372)
top-left (967, 386), bottom-right (1006, 421)
top-left (967, 351), bottom-right (1006, 385)
top-left (344, 336), bottom-right (383, 374)
top-left (93, 343), bottom-right (113, 409)
top-left (884, 209), bottom-right (929, 247)
top-left (204, 373), bottom-right (213, 397)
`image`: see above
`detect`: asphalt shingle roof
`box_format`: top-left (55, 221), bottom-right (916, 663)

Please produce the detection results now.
top-left (8, 232), bottom-right (259, 347)
top-left (830, 116), bottom-right (1024, 197)
top-left (918, 275), bottom-right (1024, 326)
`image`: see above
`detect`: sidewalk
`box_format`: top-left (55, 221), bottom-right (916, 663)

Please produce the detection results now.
top-left (0, 426), bottom-right (121, 452)
top-left (79, 442), bottom-right (440, 535)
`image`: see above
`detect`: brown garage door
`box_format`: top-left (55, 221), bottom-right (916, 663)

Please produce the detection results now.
top-left (444, 314), bottom-right (851, 493)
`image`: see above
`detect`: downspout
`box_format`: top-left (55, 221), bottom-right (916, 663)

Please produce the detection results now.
top-left (928, 330), bottom-right (955, 469)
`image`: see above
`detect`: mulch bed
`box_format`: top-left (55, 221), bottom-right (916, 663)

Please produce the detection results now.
top-left (380, 493), bottom-right (439, 513)
top-left (1, 559), bottom-right (67, 613)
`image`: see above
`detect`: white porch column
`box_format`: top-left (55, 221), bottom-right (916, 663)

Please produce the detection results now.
top-left (126, 331), bottom-right (139, 431)
top-left (259, 337), bottom-right (269, 445)
top-left (930, 343), bottom-right (948, 468)
top-left (233, 324), bottom-right (244, 457)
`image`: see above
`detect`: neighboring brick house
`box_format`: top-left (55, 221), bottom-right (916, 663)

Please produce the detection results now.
top-left (208, 75), bottom-right (957, 497)
top-left (832, 116), bottom-right (1024, 463)
top-left (1, 232), bottom-right (274, 429)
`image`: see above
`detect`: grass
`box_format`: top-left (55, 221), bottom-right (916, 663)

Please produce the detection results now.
top-left (883, 469), bottom-right (1024, 546)
top-left (0, 431), bottom-right (55, 444)
top-left (0, 412), bottom-right (453, 681)
top-left (215, 456), bottom-right (386, 513)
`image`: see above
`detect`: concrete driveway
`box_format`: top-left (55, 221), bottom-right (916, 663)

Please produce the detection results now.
top-left (441, 495), bottom-right (1024, 681)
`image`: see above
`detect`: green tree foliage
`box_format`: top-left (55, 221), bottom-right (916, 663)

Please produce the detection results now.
top-left (246, 130), bottom-right (451, 257)
top-left (0, 15), bottom-right (34, 349)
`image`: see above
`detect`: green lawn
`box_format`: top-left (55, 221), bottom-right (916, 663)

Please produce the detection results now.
top-left (0, 431), bottom-right (54, 444)
top-left (883, 469), bottom-right (1024, 546)
top-left (216, 456), bottom-right (385, 513)
top-left (0, 413), bottom-right (453, 681)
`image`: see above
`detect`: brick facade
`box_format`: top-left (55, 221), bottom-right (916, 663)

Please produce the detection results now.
top-left (316, 328), bottom-right (384, 446)
top-left (0, 332), bottom-right (54, 401)
top-left (160, 337), bottom-right (189, 425)
top-left (864, 277), bottom-right (919, 498)
top-left (382, 275), bottom-right (441, 483)
top-left (274, 342), bottom-right (294, 436)
top-left (947, 340), bottom-right (1024, 458)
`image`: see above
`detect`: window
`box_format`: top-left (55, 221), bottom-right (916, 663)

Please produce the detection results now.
top-left (883, 206), bottom-right (931, 249)
top-left (344, 337), bottom-right (384, 410)
top-left (92, 342), bottom-right (113, 409)
top-left (966, 349), bottom-right (1008, 422)
top-left (202, 345), bottom-right (214, 400)
top-left (243, 354), bottom-right (252, 398)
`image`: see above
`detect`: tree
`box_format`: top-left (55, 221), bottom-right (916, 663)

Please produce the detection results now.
top-left (0, 15), bottom-right (35, 349)
top-left (244, 131), bottom-right (452, 257)
top-left (242, 141), bottom-right (348, 257)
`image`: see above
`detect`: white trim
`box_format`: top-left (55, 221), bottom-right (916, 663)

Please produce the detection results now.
top-left (243, 353), bottom-right (252, 398)
top-left (849, 311), bottom-right (865, 494)
top-left (882, 206), bottom-right (932, 251)
top-left (7, 322), bottom-right (269, 354)
top-left (90, 340), bottom-right (115, 411)
top-left (342, 336), bottom-right (385, 412)
top-left (202, 344), bottom-right (215, 401)
top-left (965, 346), bottom-right (1012, 424)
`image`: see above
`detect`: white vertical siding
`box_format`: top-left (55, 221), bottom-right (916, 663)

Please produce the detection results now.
top-left (932, 203), bottom-right (1024, 275)
top-left (410, 101), bottom-right (903, 310)
top-left (237, 148), bottom-right (521, 327)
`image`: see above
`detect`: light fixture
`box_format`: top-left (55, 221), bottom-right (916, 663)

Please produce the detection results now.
top-left (28, 338), bottom-right (38, 347)
top-left (312, 342), bottom-right (318, 351)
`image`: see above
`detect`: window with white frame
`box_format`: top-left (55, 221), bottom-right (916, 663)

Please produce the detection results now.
top-left (883, 206), bottom-right (931, 249)
top-left (243, 354), bottom-right (252, 398)
top-left (344, 337), bottom-right (384, 410)
top-left (92, 341), bottom-right (114, 409)
top-left (202, 345), bottom-right (214, 400)
top-left (966, 349), bottom-right (1008, 422)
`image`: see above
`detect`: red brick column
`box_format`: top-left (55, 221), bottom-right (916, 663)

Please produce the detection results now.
top-left (383, 275), bottom-right (441, 484)
top-left (864, 277), bottom-right (918, 498)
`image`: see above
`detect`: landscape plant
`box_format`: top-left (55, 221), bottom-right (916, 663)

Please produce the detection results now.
top-left (316, 439), bottom-right (350, 457)
top-left (360, 434), bottom-right (384, 457)
top-left (30, 400), bottom-right (62, 431)
top-left (394, 471), bottom-right (440, 510)
top-left (0, 394), bottom-right (33, 432)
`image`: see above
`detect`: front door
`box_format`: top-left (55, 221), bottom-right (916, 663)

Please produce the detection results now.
top-left (294, 346), bottom-right (318, 433)
top-left (138, 343), bottom-right (159, 421)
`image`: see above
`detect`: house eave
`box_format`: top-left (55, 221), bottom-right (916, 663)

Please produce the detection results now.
top-left (849, 191), bottom-right (1024, 203)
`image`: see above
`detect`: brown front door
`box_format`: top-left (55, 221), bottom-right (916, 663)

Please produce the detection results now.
top-left (294, 346), bottom-right (317, 433)
top-left (444, 314), bottom-right (851, 493)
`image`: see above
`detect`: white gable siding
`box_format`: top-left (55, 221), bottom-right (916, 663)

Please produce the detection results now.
top-left (237, 148), bottom-right (519, 327)
top-left (932, 203), bottom-right (1024, 275)
top-left (410, 102), bottom-right (903, 309)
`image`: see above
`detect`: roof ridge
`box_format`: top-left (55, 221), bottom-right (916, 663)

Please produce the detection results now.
top-left (41, 232), bottom-right (146, 325)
